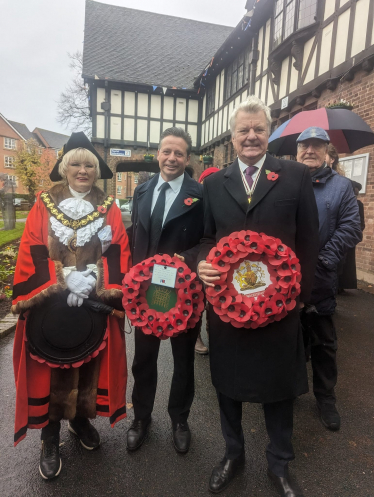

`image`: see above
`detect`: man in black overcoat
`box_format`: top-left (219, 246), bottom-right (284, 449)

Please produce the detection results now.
top-left (198, 96), bottom-right (319, 496)
top-left (126, 127), bottom-right (203, 454)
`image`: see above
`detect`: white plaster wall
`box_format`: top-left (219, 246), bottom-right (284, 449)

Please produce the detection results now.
top-left (202, 95), bottom-right (206, 121)
top-left (123, 118), bottom-right (134, 141)
top-left (175, 98), bottom-right (186, 121)
top-left (163, 97), bottom-right (174, 120)
top-left (137, 93), bottom-right (148, 118)
top-left (110, 116), bottom-right (121, 140)
top-left (201, 123), bottom-right (205, 145)
top-left (304, 39), bottom-right (317, 84)
top-left (289, 62), bottom-right (298, 94)
top-left (215, 75), bottom-right (220, 111)
top-left (261, 75), bottom-right (267, 102)
top-left (188, 100), bottom-right (199, 123)
top-left (188, 124), bottom-right (197, 147)
top-left (124, 92), bottom-right (135, 116)
top-left (219, 69), bottom-right (225, 107)
top-left (97, 88), bottom-right (105, 113)
top-left (334, 9), bottom-right (350, 67)
top-left (150, 95), bottom-right (161, 119)
top-left (111, 90), bottom-right (121, 114)
top-left (218, 109), bottom-right (223, 136)
top-left (351, 0), bottom-right (370, 57)
top-left (150, 120), bottom-right (161, 143)
top-left (279, 57), bottom-right (289, 99)
top-left (319, 24), bottom-right (333, 75)
top-left (96, 115), bottom-right (105, 138)
top-left (223, 106), bottom-right (228, 132)
top-left (258, 25), bottom-right (264, 73)
top-left (137, 119), bottom-right (147, 142)
top-left (324, 0), bottom-right (335, 20)
top-left (263, 19), bottom-right (271, 71)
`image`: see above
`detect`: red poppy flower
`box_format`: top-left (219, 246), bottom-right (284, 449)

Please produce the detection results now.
top-left (97, 205), bottom-right (107, 214)
top-left (267, 172), bottom-right (279, 181)
top-left (184, 198), bottom-right (193, 206)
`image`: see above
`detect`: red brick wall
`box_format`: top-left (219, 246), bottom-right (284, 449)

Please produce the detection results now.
top-left (0, 116), bottom-right (27, 195)
top-left (317, 70), bottom-right (374, 283)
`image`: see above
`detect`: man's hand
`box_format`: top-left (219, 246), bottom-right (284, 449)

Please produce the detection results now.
top-left (174, 253), bottom-right (185, 262)
top-left (198, 261), bottom-right (221, 287)
top-left (299, 302), bottom-right (305, 309)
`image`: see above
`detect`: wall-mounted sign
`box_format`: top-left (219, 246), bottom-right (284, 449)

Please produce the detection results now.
top-left (281, 96), bottom-right (289, 110)
top-left (340, 153), bottom-right (369, 194)
top-left (110, 149), bottom-right (131, 157)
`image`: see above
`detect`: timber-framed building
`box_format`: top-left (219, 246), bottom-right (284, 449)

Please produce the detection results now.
top-left (83, 0), bottom-right (374, 283)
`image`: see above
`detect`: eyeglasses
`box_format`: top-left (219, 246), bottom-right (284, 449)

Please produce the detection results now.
top-left (297, 141), bottom-right (327, 151)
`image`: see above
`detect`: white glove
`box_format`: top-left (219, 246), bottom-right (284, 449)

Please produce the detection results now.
top-left (65, 269), bottom-right (96, 298)
top-left (67, 292), bottom-right (84, 307)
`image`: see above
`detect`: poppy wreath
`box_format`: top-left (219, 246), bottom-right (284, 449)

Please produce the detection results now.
top-left (205, 230), bottom-right (302, 329)
top-left (122, 254), bottom-right (204, 339)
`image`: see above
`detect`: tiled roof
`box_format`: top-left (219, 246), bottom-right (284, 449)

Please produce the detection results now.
top-left (33, 128), bottom-right (70, 149)
top-left (83, 0), bottom-right (233, 89)
top-left (7, 121), bottom-right (37, 142)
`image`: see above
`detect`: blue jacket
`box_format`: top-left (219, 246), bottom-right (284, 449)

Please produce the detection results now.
top-left (309, 165), bottom-right (362, 314)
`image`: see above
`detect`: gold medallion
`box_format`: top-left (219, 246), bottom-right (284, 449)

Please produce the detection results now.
top-left (67, 232), bottom-right (77, 253)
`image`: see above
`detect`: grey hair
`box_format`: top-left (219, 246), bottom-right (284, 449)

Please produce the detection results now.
top-left (159, 127), bottom-right (192, 156)
top-left (230, 95), bottom-right (272, 135)
top-left (59, 148), bottom-right (100, 183)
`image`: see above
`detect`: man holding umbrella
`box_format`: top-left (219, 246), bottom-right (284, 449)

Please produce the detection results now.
top-left (296, 127), bottom-right (362, 431)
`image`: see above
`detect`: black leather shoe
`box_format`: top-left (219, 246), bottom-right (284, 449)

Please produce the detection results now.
top-left (127, 417), bottom-right (151, 451)
top-left (39, 435), bottom-right (62, 480)
top-left (172, 422), bottom-right (191, 454)
top-left (267, 469), bottom-right (304, 497)
top-left (317, 402), bottom-right (341, 431)
top-left (208, 453), bottom-right (245, 494)
top-left (68, 417), bottom-right (101, 450)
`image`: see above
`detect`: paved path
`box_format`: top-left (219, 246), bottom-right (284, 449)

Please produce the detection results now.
top-left (0, 290), bottom-right (373, 496)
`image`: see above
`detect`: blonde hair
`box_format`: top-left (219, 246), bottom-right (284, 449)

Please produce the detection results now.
top-left (230, 95), bottom-right (272, 135)
top-left (59, 148), bottom-right (100, 182)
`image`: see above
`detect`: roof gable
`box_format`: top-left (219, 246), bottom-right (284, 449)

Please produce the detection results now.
top-left (83, 0), bottom-right (233, 89)
top-left (33, 128), bottom-right (70, 149)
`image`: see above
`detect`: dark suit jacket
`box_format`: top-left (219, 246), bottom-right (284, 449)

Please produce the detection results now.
top-left (198, 154), bottom-right (319, 403)
top-left (127, 172), bottom-right (204, 272)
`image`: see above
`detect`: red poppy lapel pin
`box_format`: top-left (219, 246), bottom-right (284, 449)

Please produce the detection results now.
top-left (184, 197), bottom-right (199, 206)
top-left (265, 170), bottom-right (279, 181)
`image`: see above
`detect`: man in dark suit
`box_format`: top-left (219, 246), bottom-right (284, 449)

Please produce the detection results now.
top-left (198, 96), bottom-right (319, 496)
top-left (126, 127), bottom-right (203, 454)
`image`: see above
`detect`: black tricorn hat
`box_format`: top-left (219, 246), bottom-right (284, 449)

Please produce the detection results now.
top-left (50, 131), bottom-right (113, 181)
top-left (26, 294), bottom-right (108, 366)
top-left (351, 180), bottom-right (362, 192)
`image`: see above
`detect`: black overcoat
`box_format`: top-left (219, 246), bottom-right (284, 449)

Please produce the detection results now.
top-left (127, 172), bottom-right (204, 272)
top-left (198, 155), bottom-right (319, 403)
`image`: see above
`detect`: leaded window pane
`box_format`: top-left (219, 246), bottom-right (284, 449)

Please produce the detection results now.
top-left (298, 0), bottom-right (317, 29)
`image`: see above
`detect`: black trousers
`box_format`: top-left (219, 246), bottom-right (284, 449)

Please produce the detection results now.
top-left (132, 324), bottom-right (200, 423)
top-left (217, 391), bottom-right (294, 477)
top-left (301, 312), bottom-right (337, 403)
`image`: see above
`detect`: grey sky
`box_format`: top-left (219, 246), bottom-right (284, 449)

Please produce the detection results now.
top-left (1, 0), bottom-right (247, 136)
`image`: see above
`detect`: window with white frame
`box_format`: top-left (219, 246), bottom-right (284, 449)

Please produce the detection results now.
top-left (6, 175), bottom-right (17, 185)
top-left (4, 137), bottom-right (16, 150)
top-left (117, 186), bottom-right (122, 194)
top-left (4, 156), bottom-right (15, 168)
top-left (117, 173), bottom-right (122, 181)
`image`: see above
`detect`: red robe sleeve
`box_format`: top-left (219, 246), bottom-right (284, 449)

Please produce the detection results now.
top-left (97, 202), bottom-right (131, 301)
top-left (11, 193), bottom-right (66, 313)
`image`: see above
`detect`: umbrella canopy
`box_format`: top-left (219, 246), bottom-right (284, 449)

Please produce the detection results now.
top-left (268, 108), bottom-right (374, 156)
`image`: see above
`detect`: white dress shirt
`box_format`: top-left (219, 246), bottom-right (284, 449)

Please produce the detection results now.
top-left (151, 173), bottom-right (184, 225)
top-left (238, 154), bottom-right (266, 184)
